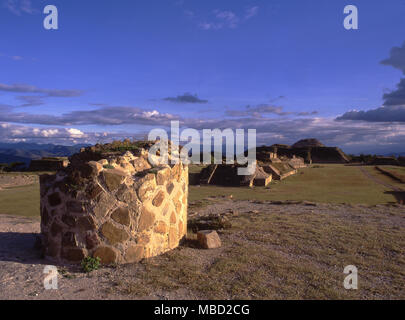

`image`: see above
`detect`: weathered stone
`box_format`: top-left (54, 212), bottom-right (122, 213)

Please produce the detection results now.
top-left (88, 161), bottom-right (103, 175)
top-left (101, 222), bottom-right (129, 245)
top-left (62, 232), bottom-right (78, 247)
top-left (85, 232), bottom-right (100, 249)
top-left (131, 157), bottom-right (151, 172)
top-left (125, 245), bottom-right (144, 263)
top-left (98, 159), bottom-right (108, 166)
top-left (102, 169), bottom-right (127, 191)
top-left (168, 226), bottom-right (178, 249)
top-left (171, 163), bottom-right (182, 182)
top-left (116, 184), bottom-right (138, 203)
top-left (147, 153), bottom-right (163, 167)
top-left (40, 142), bottom-right (189, 265)
top-left (50, 221), bottom-right (63, 237)
top-left (48, 192), bottom-right (62, 207)
top-left (93, 246), bottom-right (118, 264)
top-left (189, 215), bottom-right (231, 232)
top-left (45, 238), bottom-right (60, 257)
top-left (86, 183), bottom-right (103, 199)
top-left (94, 192), bottom-right (116, 218)
top-left (39, 174), bottom-right (56, 187)
top-left (77, 216), bottom-right (96, 231)
top-left (156, 167), bottom-right (171, 185)
top-left (152, 190), bottom-right (165, 207)
top-left (122, 151), bottom-right (136, 162)
top-left (170, 211), bottom-right (177, 224)
top-left (111, 207), bottom-right (131, 226)
top-left (66, 200), bottom-right (85, 213)
top-left (62, 248), bottom-right (86, 262)
top-left (50, 209), bottom-right (59, 217)
top-left (41, 206), bottom-right (50, 226)
top-left (166, 182), bottom-right (175, 195)
top-left (154, 221), bottom-right (168, 234)
top-left (174, 200), bottom-right (182, 213)
top-left (138, 206), bottom-right (155, 231)
top-left (136, 174), bottom-right (156, 201)
top-left (197, 230), bottom-right (221, 249)
top-left (178, 220), bottom-right (184, 237)
top-left (137, 233), bottom-right (150, 245)
top-left (162, 203), bottom-right (170, 216)
top-left (61, 214), bottom-right (76, 227)
top-left (119, 161), bottom-right (135, 174)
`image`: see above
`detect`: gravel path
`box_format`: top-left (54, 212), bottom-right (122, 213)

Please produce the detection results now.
top-left (358, 167), bottom-right (403, 192)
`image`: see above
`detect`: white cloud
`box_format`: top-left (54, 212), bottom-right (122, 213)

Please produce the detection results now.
top-left (194, 6), bottom-right (259, 31)
top-left (3, 0), bottom-right (38, 16)
top-left (245, 6), bottom-right (259, 20)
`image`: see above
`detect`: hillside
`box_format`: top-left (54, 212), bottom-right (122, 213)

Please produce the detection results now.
top-left (292, 139), bottom-right (325, 148)
top-left (0, 142), bottom-right (88, 165)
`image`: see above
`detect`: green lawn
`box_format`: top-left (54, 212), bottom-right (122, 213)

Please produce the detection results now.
top-left (189, 164), bottom-right (400, 205)
top-left (0, 183), bottom-right (40, 217)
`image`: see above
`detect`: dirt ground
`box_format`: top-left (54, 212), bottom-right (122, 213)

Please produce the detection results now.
top-left (0, 200), bottom-right (404, 300)
top-left (0, 174), bottom-right (38, 191)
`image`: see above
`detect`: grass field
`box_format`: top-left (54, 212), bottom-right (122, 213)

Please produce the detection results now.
top-left (0, 165), bottom-right (403, 217)
top-left (0, 183), bottom-right (40, 217)
top-left (382, 166), bottom-right (405, 175)
top-left (189, 164), bottom-right (402, 205)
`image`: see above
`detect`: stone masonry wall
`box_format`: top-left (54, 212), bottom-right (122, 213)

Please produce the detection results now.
top-left (39, 145), bottom-right (188, 265)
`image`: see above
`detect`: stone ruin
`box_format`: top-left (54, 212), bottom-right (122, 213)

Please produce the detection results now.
top-left (200, 163), bottom-right (273, 187)
top-left (29, 157), bottom-right (69, 172)
top-left (39, 141), bottom-right (188, 265)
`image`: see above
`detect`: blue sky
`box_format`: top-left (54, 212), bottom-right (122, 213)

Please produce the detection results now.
top-left (1, 0), bottom-right (405, 153)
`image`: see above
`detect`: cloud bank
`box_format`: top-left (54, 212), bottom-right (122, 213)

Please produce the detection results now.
top-left (337, 42), bottom-right (405, 122)
top-left (0, 83), bottom-right (83, 98)
top-left (163, 93), bottom-right (208, 104)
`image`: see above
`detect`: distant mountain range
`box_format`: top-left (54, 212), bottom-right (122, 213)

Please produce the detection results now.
top-left (0, 141), bottom-right (404, 166)
top-left (0, 142), bottom-right (89, 165)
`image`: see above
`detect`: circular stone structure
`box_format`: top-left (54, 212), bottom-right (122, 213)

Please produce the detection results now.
top-left (39, 141), bottom-right (188, 265)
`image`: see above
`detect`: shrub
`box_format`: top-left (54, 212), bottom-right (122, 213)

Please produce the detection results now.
top-left (81, 256), bottom-right (101, 273)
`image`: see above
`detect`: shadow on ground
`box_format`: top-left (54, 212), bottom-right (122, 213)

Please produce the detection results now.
top-left (385, 191), bottom-right (405, 204)
top-left (0, 232), bottom-right (45, 265)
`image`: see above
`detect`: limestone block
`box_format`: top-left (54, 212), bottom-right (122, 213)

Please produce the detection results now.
top-left (136, 174), bottom-right (156, 201)
top-left (156, 167), bottom-right (171, 185)
top-left (93, 246), bottom-right (118, 264)
top-left (138, 206), bottom-right (156, 232)
top-left (102, 169), bottom-right (127, 191)
top-left (152, 190), bottom-right (166, 207)
top-left (154, 221), bottom-right (168, 234)
top-left (111, 207), bottom-right (131, 226)
top-left (197, 230), bottom-right (222, 249)
top-left (98, 159), bottom-right (108, 166)
top-left (125, 245), bottom-right (144, 263)
top-left (88, 161), bottom-right (103, 175)
top-left (101, 222), bottom-right (130, 245)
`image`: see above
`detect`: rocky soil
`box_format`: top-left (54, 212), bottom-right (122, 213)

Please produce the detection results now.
top-left (0, 175), bottom-right (38, 190)
top-left (0, 200), bottom-right (404, 300)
